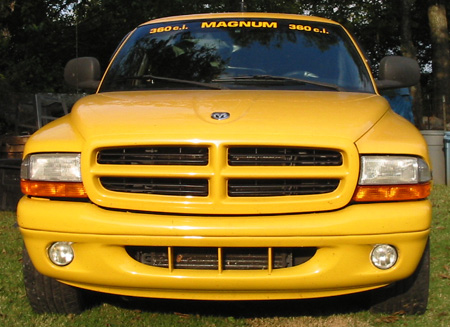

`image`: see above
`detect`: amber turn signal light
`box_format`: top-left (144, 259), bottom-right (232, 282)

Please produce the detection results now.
top-left (20, 180), bottom-right (88, 198)
top-left (352, 183), bottom-right (431, 202)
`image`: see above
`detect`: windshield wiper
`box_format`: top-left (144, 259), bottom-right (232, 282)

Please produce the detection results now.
top-left (120, 74), bottom-right (227, 90)
top-left (213, 75), bottom-right (343, 91)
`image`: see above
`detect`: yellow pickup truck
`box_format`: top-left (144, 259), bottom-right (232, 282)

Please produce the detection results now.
top-left (18, 12), bottom-right (431, 315)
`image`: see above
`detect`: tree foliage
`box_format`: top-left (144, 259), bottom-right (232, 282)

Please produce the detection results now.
top-left (0, 0), bottom-right (449, 120)
top-left (427, 1), bottom-right (450, 122)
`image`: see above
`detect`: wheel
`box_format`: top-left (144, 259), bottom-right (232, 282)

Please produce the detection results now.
top-left (369, 239), bottom-right (430, 315)
top-left (22, 247), bottom-right (91, 314)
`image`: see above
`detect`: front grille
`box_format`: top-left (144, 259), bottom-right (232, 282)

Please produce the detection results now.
top-left (228, 147), bottom-right (342, 166)
top-left (126, 246), bottom-right (317, 271)
top-left (97, 146), bottom-right (208, 166)
top-left (228, 179), bottom-right (339, 197)
top-left (91, 143), bottom-right (349, 213)
top-left (100, 177), bottom-right (208, 197)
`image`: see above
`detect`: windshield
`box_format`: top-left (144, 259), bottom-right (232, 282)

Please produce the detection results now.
top-left (100, 18), bottom-right (374, 93)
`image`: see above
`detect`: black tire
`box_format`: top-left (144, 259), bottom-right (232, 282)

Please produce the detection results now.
top-left (369, 239), bottom-right (430, 315)
top-left (22, 247), bottom-right (91, 314)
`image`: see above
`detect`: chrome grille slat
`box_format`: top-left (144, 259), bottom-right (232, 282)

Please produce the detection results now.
top-left (228, 179), bottom-right (339, 197)
top-left (228, 147), bottom-right (342, 166)
top-left (126, 247), bottom-right (317, 271)
top-left (100, 177), bottom-right (208, 197)
top-left (98, 146), bottom-right (208, 166)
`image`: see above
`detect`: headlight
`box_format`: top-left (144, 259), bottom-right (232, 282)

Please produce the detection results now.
top-left (353, 155), bottom-right (431, 202)
top-left (359, 156), bottom-right (431, 185)
top-left (21, 153), bottom-right (82, 181)
top-left (21, 153), bottom-right (87, 198)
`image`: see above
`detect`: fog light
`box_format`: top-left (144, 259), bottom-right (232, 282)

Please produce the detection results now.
top-left (371, 244), bottom-right (398, 269)
top-left (48, 242), bottom-right (74, 266)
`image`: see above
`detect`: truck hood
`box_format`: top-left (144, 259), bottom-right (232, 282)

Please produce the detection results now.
top-left (70, 90), bottom-right (388, 144)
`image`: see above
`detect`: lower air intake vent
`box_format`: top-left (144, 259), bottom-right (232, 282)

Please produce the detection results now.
top-left (126, 246), bottom-right (317, 271)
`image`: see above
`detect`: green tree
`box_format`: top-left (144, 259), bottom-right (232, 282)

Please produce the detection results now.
top-left (0, 0), bottom-right (449, 129)
top-left (0, 0), bottom-right (81, 92)
top-left (428, 0), bottom-right (450, 122)
top-left (398, 0), bottom-right (425, 128)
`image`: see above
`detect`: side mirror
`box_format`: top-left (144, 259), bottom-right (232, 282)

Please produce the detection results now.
top-left (64, 57), bottom-right (101, 92)
top-left (376, 56), bottom-right (420, 90)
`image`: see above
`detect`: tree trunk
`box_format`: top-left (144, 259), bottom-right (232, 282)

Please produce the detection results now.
top-left (428, 1), bottom-right (450, 128)
top-left (400, 0), bottom-right (424, 128)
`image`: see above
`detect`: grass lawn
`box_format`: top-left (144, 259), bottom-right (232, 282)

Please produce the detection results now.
top-left (1, 185), bottom-right (449, 327)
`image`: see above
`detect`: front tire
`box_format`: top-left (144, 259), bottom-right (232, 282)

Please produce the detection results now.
top-left (23, 248), bottom-right (90, 314)
top-left (369, 240), bottom-right (430, 315)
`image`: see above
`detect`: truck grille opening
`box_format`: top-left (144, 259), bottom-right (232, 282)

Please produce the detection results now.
top-left (97, 146), bottom-right (208, 166)
top-left (100, 177), bottom-right (209, 197)
top-left (94, 145), bottom-right (344, 200)
top-left (126, 246), bottom-right (317, 271)
top-left (228, 147), bottom-right (342, 166)
top-left (228, 179), bottom-right (339, 197)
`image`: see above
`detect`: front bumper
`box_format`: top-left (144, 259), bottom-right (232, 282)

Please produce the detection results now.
top-left (18, 197), bottom-right (431, 300)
